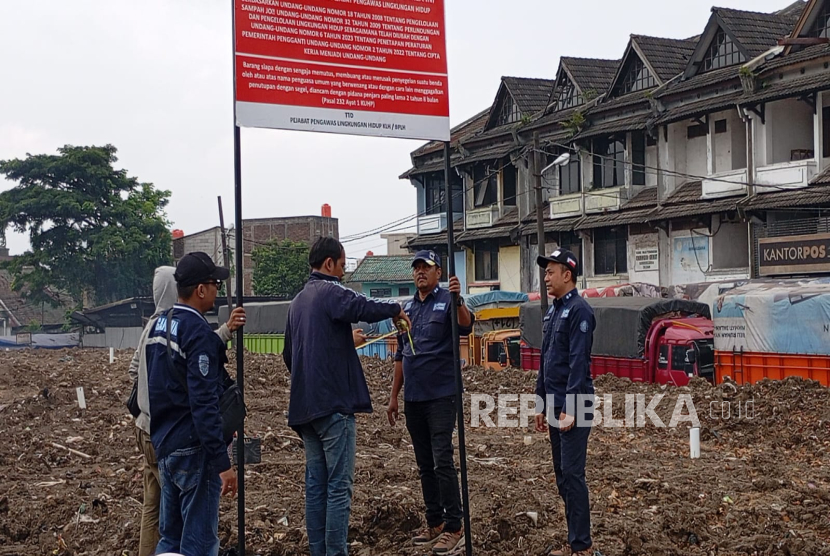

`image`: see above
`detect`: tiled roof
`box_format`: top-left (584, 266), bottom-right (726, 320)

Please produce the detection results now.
top-left (812, 166), bottom-right (830, 185)
top-left (561, 57), bottom-right (620, 94)
top-left (348, 256), bottom-right (413, 283)
top-left (579, 207), bottom-right (655, 229)
top-left (666, 180), bottom-right (704, 203)
top-left (741, 184), bottom-right (830, 209)
top-left (741, 70), bottom-right (830, 105)
top-left (715, 6), bottom-right (800, 58)
top-left (652, 90), bottom-right (744, 126)
top-left (591, 90), bottom-right (651, 114)
top-left (634, 35), bottom-right (698, 82)
top-left (570, 113), bottom-right (652, 141)
top-left (658, 65), bottom-right (740, 97)
top-left (623, 187), bottom-right (659, 209)
top-left (762, 42), bottom-right (830, 72)
top-left (0, 270), bottom-right (70, 328)
top-left (777, 0), bottom-right (809, 19)
top-left (646, 181), bottom-right (739, 221)
top-left (502, 77), bottom-right (556, 115)
top-left (410, 109), bottom-right (490, 160)
top-left (456, 143), bottom-right (518, 166)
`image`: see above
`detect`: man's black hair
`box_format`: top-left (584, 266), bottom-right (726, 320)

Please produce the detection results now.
top-left (177, 284), bottom-right (198, 299)
top-left (309, 236), bottom-right (344, 269)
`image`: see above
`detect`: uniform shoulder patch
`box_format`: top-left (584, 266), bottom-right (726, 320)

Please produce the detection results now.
top-left (561, 308), bottom-right (571, 319)
top-left (198, 353), bottom-right (210, 376)
top-left (580, 320), bottom-right (589, 333)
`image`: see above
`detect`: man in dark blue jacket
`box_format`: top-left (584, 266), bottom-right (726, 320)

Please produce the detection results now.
top-left (533, 249), bottom-right (596, 556)
top-left (147, 252), bottom-right (239, 556)
top-left (386, 250), bottom-right (473, 555)
top-left (283, 237), bottom-right (409, 556)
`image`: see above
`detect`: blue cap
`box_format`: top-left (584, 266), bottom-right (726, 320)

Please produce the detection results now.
top-left (537, 248), bottom-right (579, 272)
top-left (412, 250), bottom-right (441, 268)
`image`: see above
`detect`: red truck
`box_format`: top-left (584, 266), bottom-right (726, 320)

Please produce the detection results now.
top-left (519, 297), bottom-right (715, 386)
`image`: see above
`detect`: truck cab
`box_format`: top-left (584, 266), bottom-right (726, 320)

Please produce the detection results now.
top-left (653, 317), bottom-right (715, 385)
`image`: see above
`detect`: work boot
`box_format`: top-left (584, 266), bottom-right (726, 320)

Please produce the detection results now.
top-left (432, 526), bottom-right (464, 555)
top-left (412, 523), bottom-right (443, 545)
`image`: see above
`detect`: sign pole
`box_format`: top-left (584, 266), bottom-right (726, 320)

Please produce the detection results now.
top-left (444, 141), bottom-right (473, 555)
top-left (231, 2), bottom-right (246, 554)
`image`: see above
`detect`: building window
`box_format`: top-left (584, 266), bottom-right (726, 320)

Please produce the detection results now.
top-left (560, 157), bottom-right (581, 195)
top-left (557, 231), bottom-right (583, 276)
top-left (475, 242), bottom-right (499, 281)
top-left (399, 287), bottom-right (411, 297)
top-left (593, 135), bottom-right (625, 188)
top-left (810, 1), bottom-right (830, 38)
top-left (424, 173), bottom-right (462, 215)
top-left (702, 28), bottom-right (746, 72)
top-left (715, 119), bottom-right (728, 134)
top-left (594, 228), bottom-right (628, 275)
top-left (554, 73), bottom-right (583, 111)
top-left (473, 164), bottom-right (499, 207)
top-left (687, 123), bottom-right (708, 139)
top-left (632, 131), bottom-right (646, 186)
top-left (502, 163), bottom-right (517, 206)
top-left (613, 56), bottom-right (657, 96)
top-left (824, 106), bottom-right (830, 158)
top-left (495, 94), bottom-right (522, 127)
top-left (370, 288), bottom-right (393, 298)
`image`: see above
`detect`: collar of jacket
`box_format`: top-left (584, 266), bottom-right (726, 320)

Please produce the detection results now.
top-left (554, 288), bottom-right (579, 307)
top-left (309, 271), bottom-right (341, 283)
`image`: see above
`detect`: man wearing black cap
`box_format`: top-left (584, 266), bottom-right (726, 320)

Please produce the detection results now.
top-left (533, 249), bottom-right (596, 556)
top-left (386, 250), bottom-right (473, 555)
top-left (146, 252), bottom-right (239, 556)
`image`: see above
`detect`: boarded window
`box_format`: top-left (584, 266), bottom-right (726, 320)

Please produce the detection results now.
top-left (593, 228), bottom-right (628, 275)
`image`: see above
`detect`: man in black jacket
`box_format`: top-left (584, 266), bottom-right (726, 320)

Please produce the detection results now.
top-left (283, 237), bottom-right (410, 556)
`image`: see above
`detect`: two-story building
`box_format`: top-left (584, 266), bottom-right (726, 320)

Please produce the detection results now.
top-left (401, 0), bottom-right (830, 294)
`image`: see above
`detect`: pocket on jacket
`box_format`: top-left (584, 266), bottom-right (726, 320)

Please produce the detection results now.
top-left (426, 311), bottom-right (447, 338)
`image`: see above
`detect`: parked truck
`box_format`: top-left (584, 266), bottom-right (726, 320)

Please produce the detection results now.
top-left (713, 282), bottom-right (830, 386)
top-left (519, 297), bottom-right (715, 386)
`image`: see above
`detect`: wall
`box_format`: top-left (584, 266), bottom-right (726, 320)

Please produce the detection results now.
top-left (711, 216), bottom-right (749, 271)
top-left (628, 231), bottom-right (660, 285)
top-left (822, 91), bottom-right (829, 171)
top-left (669, 227), bottom-right (710, 284)
top-left (646, 143), bottom-right (658, 187)
top-left (381, 233), bottom-right (415, 255)
top-left (498, 245), bottom-right (522, 293)
top-left (360, 282), bottom-right (413, 298)
top-left (83, 327), bottom-right (144, 349)
top-left (763, 98), bottom-right (815, 165)
top-left (662, 121), bottom-right (707, 197)
top-left (711, 109), bottom-right (746, 173)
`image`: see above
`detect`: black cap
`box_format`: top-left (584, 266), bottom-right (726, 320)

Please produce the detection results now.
top-left (412, 250), bottom-right (441, 268)
top-left (174, 252), bottom-right (230, 287)
top-left (537, 248), bottom-right (579, 272)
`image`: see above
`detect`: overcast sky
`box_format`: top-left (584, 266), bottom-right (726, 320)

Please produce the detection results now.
top-left (0, 0), bottom-right (796, 258)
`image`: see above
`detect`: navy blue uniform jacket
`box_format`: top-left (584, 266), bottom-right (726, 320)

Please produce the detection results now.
top-left (394, 286), bottom-right (474, 402)
top-left (535, 289), bottom-right (596, 416)
top-left (283, 272), bottom-right (402, 429)
top-left (147, 304), bottom-right (232, 472)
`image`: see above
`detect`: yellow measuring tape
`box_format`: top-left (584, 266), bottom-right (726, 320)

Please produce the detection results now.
top-left (355, 323), bottom-right (416, 355)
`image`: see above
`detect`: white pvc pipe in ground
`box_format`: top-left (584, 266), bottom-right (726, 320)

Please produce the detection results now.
top-left (109, 347), bottom-right (114, 364)
top-left (690, 427), bottom-right (701, 459)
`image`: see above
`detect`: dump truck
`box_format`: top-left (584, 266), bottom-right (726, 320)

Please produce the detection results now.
top-left (713, 282), bottom-right (830, 386)
top-left (519, 297), bottom-right (715, 386)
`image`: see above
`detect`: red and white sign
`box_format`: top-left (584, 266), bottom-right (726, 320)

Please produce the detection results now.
top-left (234, 0), bottom-right (450, 141)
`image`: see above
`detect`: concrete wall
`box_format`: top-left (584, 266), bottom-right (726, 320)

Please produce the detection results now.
top-left (359, 282), bottom-right (413, 298)
top-left (83, 327), bottom-right (144, 350)
top-left (711, 108), bottom-right (746, 173)
top-left (381, 233), bottom-right (415, 255)
top-left (628, 231), bottom-right (660, 285)
top-left (763, 98), bottom-right (815, 165)
top-left (646, 143), bottom-right (658, 187)
top-left (669, 227), bottom-right (710, 285)
top-left (498, 245), bottom-right (522, 293)
top-left (712, 217), bottom-right (749, 271)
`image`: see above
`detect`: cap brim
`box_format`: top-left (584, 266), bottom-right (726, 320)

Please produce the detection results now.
top-left (212, 266), bottom-right (230, 281)
top-left (412, 258), bottom-right (437, 267)
top-left (537, 256), bottom-right (555, 269)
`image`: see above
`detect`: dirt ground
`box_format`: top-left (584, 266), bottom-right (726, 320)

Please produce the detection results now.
top-left (2, 349), bottom-right (830, 556)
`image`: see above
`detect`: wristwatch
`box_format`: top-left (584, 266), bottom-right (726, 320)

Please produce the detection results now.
top-left (456, 296), bottom-right (465, 307)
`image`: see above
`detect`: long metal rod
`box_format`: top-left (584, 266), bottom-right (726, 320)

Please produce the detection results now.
top-left (533, 132), bottom-right (548, 314)
top-left (218, 196), bottom-right (235, 331)
top-left (231, 1), bottom-right (246, 553)
top-left (443, 141), bottom-right (473, 555)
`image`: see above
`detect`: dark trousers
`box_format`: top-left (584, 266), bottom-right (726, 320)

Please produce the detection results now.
top-left (405, 396), bottom-right (463, 533)
top-left (548, 408), bottom-right (592, 552)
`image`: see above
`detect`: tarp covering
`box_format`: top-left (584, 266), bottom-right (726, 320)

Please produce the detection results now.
top-left (465, 291), bottom-right (529, 312)
top-left (520, 298), bottom-right (711, 356)
top-left (219, 302), bottom-right (291, 334)
top-left (713, 283), bottom-right (830, 355)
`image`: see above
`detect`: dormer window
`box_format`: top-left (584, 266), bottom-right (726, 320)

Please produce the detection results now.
top-left (702, 28), bottom-right (745, 72)
top-left (613, 57), bottom-right (656, 96)
top-left (554, 74), bottom-right (583, 111)
top-left (809, 1), bottom-right (830, 38)
top-left (495, 94), bottom-right (521, 127)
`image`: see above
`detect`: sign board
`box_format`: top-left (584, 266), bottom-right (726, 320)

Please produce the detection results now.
top-left (672, 234), bottom-right (709, 284)
top-left (234, 0), bottom-right (450, 140)
top-left (759, 233), bottom-right (830, 276)
top-left (634, 247), bottom-right (659, 272)
top-left (16, 332), bottom-right (32, 346)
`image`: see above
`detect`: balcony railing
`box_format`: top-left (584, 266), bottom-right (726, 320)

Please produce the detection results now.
top-left (703, 168), bottom-right (748, 198)
top-left (417, 213), bottom-right (447, 235)
top-left (465, 206), bottom-right (500, 229)
top-left (585, 186), bottom-right (625, 213)
top-left (550, 193), bottom-right (583, 219)
top-left (755, 160), bottom-right (817, 194)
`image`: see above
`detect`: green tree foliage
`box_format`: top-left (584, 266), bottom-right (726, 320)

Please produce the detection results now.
top-left (0, 145), bottom-right (172, 307)
top-left (251, 239), bottom-right (310, 298)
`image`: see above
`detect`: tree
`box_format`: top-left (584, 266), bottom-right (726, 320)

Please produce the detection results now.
top-left (0, 145), bottom-right (172, 307)
top-left (251, 239), bottom-right (310, 298)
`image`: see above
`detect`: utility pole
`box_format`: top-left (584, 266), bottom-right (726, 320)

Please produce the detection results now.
top-left (533, 132), bottom-right (548, 314)
top-left (218, 197), bottom-right (234, 323)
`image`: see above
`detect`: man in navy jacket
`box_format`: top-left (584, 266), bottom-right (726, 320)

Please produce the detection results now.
top-left (283, 237), bottom-right (410, 556)
top-left (147, 252), bottom-right (239, 556)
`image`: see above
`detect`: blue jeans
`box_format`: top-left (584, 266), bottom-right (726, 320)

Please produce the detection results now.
top-left (156, 445), bottom-right (222, 556)
top-left (298, 413), bottom-right (357, 556)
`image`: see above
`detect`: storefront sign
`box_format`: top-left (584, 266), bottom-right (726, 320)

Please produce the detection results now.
top-left (759, 233), bottom-right (830, 276)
